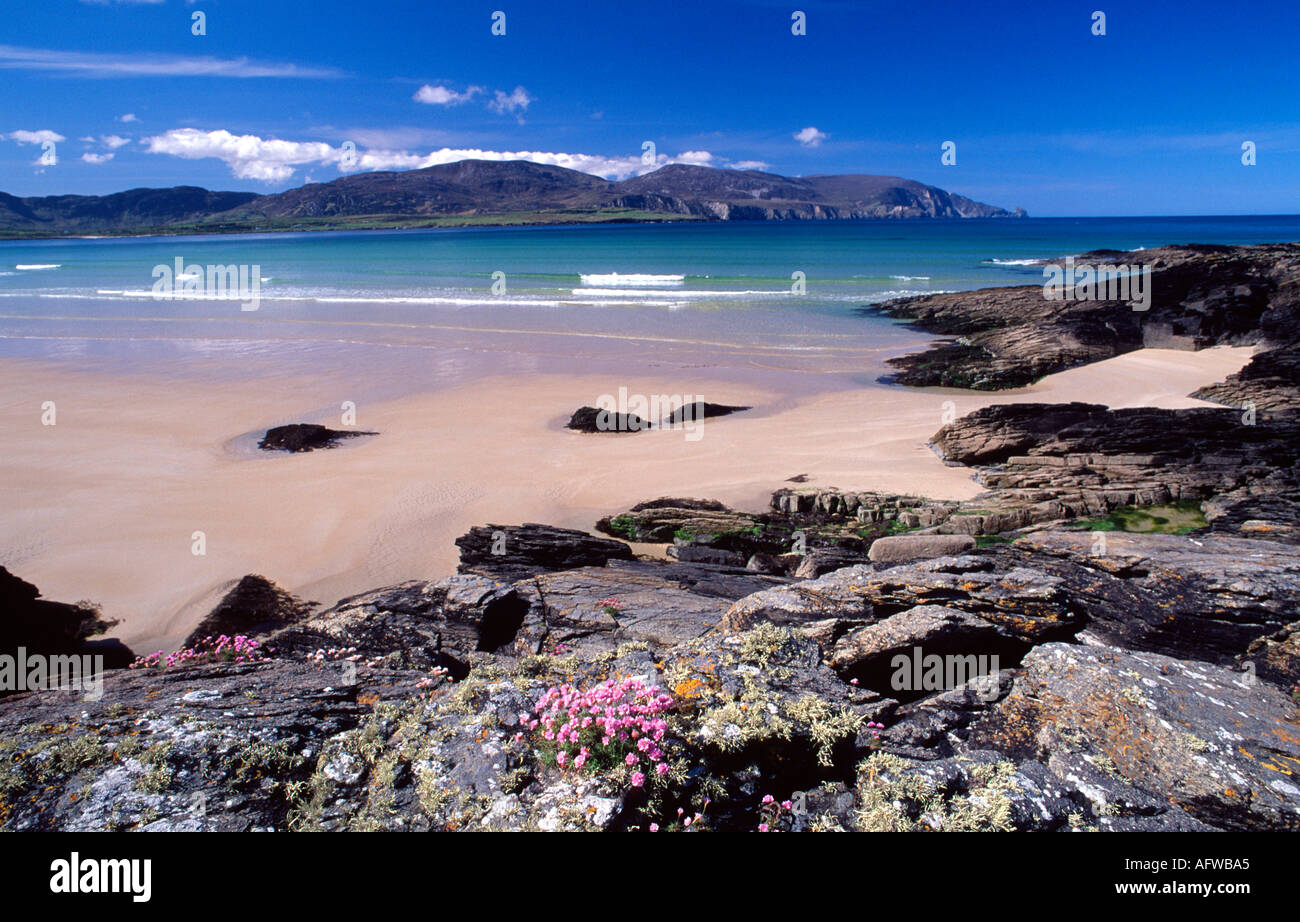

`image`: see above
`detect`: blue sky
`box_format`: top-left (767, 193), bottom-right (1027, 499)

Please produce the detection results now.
top-left (2, 0), bottom-right (1298, 215)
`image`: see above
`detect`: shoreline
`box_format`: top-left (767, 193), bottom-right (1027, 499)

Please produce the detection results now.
top-left (0, 343), bottom-right (1254, 653)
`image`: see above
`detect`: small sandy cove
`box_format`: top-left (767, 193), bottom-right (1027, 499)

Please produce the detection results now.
top-left (0, 345), bottom-right (1252, 652)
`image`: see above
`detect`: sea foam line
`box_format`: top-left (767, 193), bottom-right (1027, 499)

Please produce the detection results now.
top-left (579, 273), bottom-right (685, 287)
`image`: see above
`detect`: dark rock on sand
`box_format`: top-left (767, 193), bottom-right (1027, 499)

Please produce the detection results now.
top-left (565, 406), bottom-right (648, 433)
top-left (259, 423), bottom-right (376, 452)
top-left (662, 401), bottom-right (750, 424)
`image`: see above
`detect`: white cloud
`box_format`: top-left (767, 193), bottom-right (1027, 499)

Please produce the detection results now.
top-left (82, 152), bottom-right (115, 164)
top-left (794, 126), bottom-right (828, 148)
top-left (118, 113), bottom-right (139, 123)
top-left (143, 128), bottom-right (343, 183)
top-left (6, 129), bottom-right (66, 145)
top-left (0, 45), bottom-right (341, 78)
top-left (100, 134), bottom-right (130, 149)
top-left (731, 160), bottom-right (772, 171)
top-left (488, 86), bottom-right (533, 116)
top-left (143, 127), bottom-right (764, 184)
top-left (413, 84), bottom-right (482, 106)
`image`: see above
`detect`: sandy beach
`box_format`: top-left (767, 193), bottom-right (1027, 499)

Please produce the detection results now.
top-left (0, 343), bottom-right (1254, 652)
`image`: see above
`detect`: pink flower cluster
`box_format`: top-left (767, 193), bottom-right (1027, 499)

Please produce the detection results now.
top-left (525, 677), bottom-right (675, 779)
top-left (129, 634), bottom-right (267, 670)
top-left (599, 597), bottom-right (624, 616)
top-left (757, 794), bottom-right (794, 832)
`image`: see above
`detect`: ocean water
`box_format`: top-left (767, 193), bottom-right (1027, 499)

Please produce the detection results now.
top-left (2, 215), bottom-right (1297, 395)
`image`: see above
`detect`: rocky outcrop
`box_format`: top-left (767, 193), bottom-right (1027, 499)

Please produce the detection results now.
top-left (877, 242), bottom-right (1300, 390)
top-left (1004, 532), bottom-right (1300, 665)
top-left (966, 643), bottom-right (1300, 831)
top-left (1194, 344), bottom-right (1300, 412)
top-left (1238, 621), bottom-right (1300, 692)
top-left (183, 574), bottom-right (317, 648)
top-left (258, 423), bottom-right (376, 452)
top-left (0, 567), bottom-right (132, 674)
top-left (266, 574), bottom-right (529, 676)
top-left (666, 545), bottom-right (747, 567)
top-left (455, 523), bottom-right (634, 581)
top-left (724, 556), bottom-right (1082, 646)
top-left (925, 402), bottom-right (1300, 541)
top-left (598, 498), bottom-right (763, 545)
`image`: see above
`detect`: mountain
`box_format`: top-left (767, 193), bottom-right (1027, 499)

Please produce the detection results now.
top-left (0, 187), bottom-right (258, 235)
top-left (0, 161), bottom-right (1024, 237)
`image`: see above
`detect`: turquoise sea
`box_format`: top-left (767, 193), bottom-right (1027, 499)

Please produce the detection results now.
top-left (2, 215), bottom-right (1297, 396)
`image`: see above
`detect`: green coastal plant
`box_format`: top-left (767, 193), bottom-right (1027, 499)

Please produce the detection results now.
top-left (1069, 501), bottom-right (1206, 535)
top-left (606, 515), bottom-right (637, 539)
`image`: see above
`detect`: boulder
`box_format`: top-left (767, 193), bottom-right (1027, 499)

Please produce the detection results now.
top-left (596, 498), bottom-right (761, 545)
top-left (666, 545), bottom-right (747, 567)
top-left (267, 574), bottom-right (528, 674)
top-left (455, 523), bottom-right (633, 581)
top-left (793, 546), bottom-right (870, 578)
top-left (827, 604), bottom-right (1026, 697)
top-left (867, 534), bottom-right (976, 563)
top-left (512, 566), bottom-right (731, 655)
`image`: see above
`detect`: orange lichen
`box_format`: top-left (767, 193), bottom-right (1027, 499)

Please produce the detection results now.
top-left (673, 678), bottom-right (707, 700)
